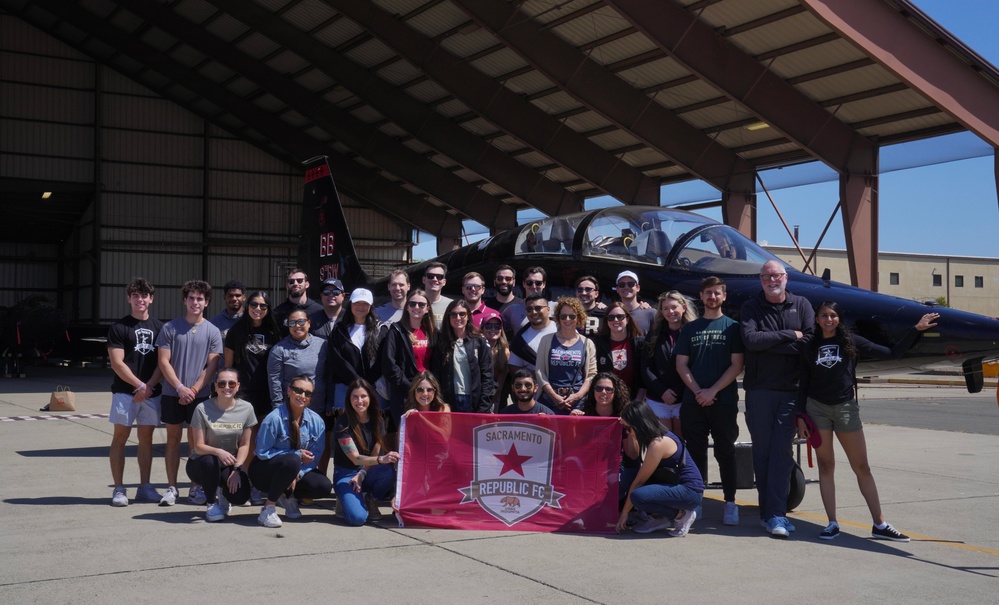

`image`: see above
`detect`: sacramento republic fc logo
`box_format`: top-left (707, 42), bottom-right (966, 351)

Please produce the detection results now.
top-left (459, 422), bottom-right (565, 526)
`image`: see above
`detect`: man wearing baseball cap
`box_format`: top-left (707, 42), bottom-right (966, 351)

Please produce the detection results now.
top-left (309, 277), bottom-right (346, 339)
top-left (615, 271), bottom-right (656, 334)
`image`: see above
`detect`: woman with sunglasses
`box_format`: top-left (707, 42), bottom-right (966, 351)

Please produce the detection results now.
top-left (403, 371), bottom-right (451, 415)
top-left (224, 290), bottom-right (281, 504)
top-left (642, 291), bottom-right (698, 434)
top-left (186, 368), bottom-right (256, 522)
top-left (328, 289), bottom-right (382, 413)
top-left (333, 378), bottom-right (400, 526)
top-left (382, 289), bottom-right (437, 430)
top-left (617, 401), bottom-right (703, 537)
top-left (535, 297), bottom-right (596, 414)
top-left (431, 299), bottom-right (494, 413)
top-left (250, 375), bottom-right (332, 528)
top-left (481, 316), bottom-right (511, 411)
top-left (267, 307), bottom-right (332, 472)
top-left (594, 302), bottom-right (646, 400)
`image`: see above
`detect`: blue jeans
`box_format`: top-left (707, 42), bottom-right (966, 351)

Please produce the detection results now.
top-left (745, 389), bottom-right (797, 521)
top-left (630, 483), bottom-right (702, 519)
top-left (333, 464), bottom-right (396, 526)
top-left (619, 465), bottom-right (639, 503)
top-left (452, 394), bottom-right (472, 413)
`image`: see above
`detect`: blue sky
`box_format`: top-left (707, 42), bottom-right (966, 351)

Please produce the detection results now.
top-left (414, 0), bottom-right (998, 261)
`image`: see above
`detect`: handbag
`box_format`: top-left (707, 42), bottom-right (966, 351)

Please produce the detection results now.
top-left (45, 385), bottom-right (76, 412)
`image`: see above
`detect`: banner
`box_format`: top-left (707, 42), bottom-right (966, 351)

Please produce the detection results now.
top-left (396, 413), bottom-right (621, 533)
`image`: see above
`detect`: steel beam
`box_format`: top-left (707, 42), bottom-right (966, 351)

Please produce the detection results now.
top-left (326, 0), bottom-right (660, 206)
top-left (840, 150), bottom-right (879, 291)
top-left (24, 0), bottom-right (461, 240)
top-left (801, 0), bottom-right (999, 148)
top-left (722, 190), bottom-right (756, 241)
top-left (450, 0), bottom-right (755, 200)
top-left (204, 0), bottom-right (581, 217)
top-left (607, 0), bottom-right (877, 174)
top-left (110, 0), bottom-right (513, 230)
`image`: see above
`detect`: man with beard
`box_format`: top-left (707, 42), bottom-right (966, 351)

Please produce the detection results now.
top-left (675, 276), bottom-right (744, 527)
top-left (501, 267), bottom-right (549, 335)
top-left (273, 268), bottom-right (322, 334)
top-left (740, 260), bottom-right (814, 539)
top-left (574, 275), bottom-right (606, 336)
top-left (507, 293), bottom-right (556, 373)
top-left (484, 265), bottom-right (520, 313)
top-left (499, 369), bottom-right (553, 414)
top-left (375, 269), bottom-right (410, 325)
top-left (309, 277), bottom-right (346, 339)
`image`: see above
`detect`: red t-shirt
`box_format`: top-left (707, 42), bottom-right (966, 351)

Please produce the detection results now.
top-left (412, 328), bottom-right (430, 373)
top-left (610, 339), bottom-right (635, 390)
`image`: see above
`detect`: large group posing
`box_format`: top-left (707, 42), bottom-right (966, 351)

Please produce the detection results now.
top-left (107, 260), bottom-right (938, 540)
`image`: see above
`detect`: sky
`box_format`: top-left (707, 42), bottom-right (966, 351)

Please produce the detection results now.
top-left (413, 0), bottom-right (999, 261)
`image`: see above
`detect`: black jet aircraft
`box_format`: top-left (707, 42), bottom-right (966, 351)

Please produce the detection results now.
top-left (299, 157), bottom-right (999, 393)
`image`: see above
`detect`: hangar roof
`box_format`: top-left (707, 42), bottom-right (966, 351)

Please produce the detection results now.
top-left (5, 0), bottom-right (999, 239)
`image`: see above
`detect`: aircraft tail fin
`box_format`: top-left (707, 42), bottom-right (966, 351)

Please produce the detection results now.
top-left (298, 156), bottom-right (369, 290)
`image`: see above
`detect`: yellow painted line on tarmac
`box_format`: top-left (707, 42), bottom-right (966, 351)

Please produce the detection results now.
top-left (703, 494), bottom-right (999, 557)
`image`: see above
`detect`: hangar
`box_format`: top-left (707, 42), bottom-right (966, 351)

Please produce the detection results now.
top-left (2, 0), bottom-right (998, 333)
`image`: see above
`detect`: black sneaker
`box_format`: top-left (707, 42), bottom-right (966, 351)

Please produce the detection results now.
top-left (819, 523), bottom-right (840, 540)
top-left (872, 523), bottom-right (910, 542)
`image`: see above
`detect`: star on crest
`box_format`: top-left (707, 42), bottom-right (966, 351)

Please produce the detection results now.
top-left (494, 443), bottom-right (532, 477)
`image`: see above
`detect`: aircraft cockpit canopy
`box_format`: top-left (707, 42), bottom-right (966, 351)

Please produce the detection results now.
top-left (515, 207), bottom-right (787, 275)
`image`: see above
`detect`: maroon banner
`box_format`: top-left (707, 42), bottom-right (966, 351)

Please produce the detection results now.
top-left (396, 413), bottom-right (621, 533)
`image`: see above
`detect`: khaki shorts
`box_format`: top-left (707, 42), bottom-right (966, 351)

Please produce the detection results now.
top-left (806, 397), bottom-right (863, 433)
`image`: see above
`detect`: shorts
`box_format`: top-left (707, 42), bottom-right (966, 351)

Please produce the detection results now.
top-left (161, 395), bottom-right (207, 425)
top-left (646, 398), bottom-right (681, 420)
top-left (109, 392), bottom-right (161, 426)
top-left (806, 397), bottom-right (863, 433)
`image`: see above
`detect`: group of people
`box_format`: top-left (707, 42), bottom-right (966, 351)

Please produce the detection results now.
top-left (107, 260), bottom-right (938, 540)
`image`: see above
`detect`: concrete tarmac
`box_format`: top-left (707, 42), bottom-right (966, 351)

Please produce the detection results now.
top-left (2, 367), bottom-right (998, 604)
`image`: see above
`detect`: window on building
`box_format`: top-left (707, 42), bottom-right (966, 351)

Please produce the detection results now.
top-left (975, 276), bottom-right (984, 288)
top-left (889, 272), bottom-right (899, 285)
top-left (932, 274), bottom-right (942, 287)
top-left (955, 275), bottom-right (964, 288)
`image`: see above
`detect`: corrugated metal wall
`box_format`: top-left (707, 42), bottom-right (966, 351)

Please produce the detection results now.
top-left (2, 17), bottom-right (411, 327)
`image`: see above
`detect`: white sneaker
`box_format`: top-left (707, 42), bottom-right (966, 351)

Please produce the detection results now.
top-left (136, 483), bottom-right (161, 502)
top-left (216, 489), bottom-right (232, 517)
top-left (205, 501), bottom-right (225, 522)
top-left (257, 505), bottom-right (282, 528)
top-left (249, 487), bottom-right (264, 506)
top-left (111, 487), bottom-right (129, 507)
top-left (159, 486), bottom-right (178, 506)
top-left (188, 485), bottom-right (207, 505)
top-left (723, 501), bottom-right (739, 526)
top-left (277, 494), bottom-right (301, 519)
top-left (669, 509), bottom-right (697, 537)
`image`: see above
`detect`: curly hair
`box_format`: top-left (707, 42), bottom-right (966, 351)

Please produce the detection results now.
top-left (553, 296), bottom-right (587, 328)
top-left (582, 372), bottom-right (630, 417)
top-left (813, 301), bottom-right (857, 360)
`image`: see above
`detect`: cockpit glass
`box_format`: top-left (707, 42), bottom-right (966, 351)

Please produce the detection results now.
top-left (583, 209), bottom-right (711, 266)
top-left (673, 225), bottom-right (783, 274)
top-left (514, 215), bottom-right (584, 255)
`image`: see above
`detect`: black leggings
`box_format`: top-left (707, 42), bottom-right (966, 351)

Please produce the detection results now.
top-left (185, 455), bottom-right (251, 505)
top-left (248, 453), bottom-right (333, 503)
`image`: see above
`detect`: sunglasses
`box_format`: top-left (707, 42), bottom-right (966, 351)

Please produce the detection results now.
top-left (462, 284), bottom-right (483, 291)
top-left (524, 280), bottom-right (544, 287)
top-left (526, 305), bottom-right (547, 313)
top-left (513, 382), bottom-right (535, 389)
top-left (576, 286), bottom-right (595, 293)
top-left (286, 318), bottom-right (308, 327)
top-left (425, 273), bottom-right (446, 281)
top-left (482, 323), bottom-right (502, 330)
top-left (495, 276), bottom-right (514, 282)
top-left (287, 278), bottom-right (305, 284)
top-left (248, 301), bottom-right (268, 310)
top-left (449, 311), bottom-right (468, 318)
top-left (558, 313), bottom-right (577, 321)
top-left (415, 387), bottom-right (436, 394)
top-left (408, 301), bottom-right (428, 308)
top-left (606, 314), bottom-right (627, 321)
top-left (617, 281), bottom-right (637, 289)
top-left (593, 385), bottom-right (615, 393)
top-left (215, 380), bottom-right (238, 388)
top-left (322, 289), bottom-right (342, 296)
top-left (290, 385), bottom-right (313, 398)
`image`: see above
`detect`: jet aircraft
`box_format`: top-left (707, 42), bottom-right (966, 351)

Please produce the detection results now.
top-left (299, 157), bottom-right (999, 393)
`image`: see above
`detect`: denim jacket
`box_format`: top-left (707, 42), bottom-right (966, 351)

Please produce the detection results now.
top-left (255, 405), bottom-right (325, 479)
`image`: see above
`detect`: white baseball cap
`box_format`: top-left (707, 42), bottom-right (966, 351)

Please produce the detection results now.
top-left (350, 288), bottom-right (373, 305)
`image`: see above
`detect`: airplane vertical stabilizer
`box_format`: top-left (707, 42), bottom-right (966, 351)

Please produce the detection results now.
top-left (298, 156), bottom-right (369, 290)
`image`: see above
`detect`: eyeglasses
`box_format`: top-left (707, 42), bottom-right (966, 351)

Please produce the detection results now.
top-left (248, 301), bottom-right (268, 310)
top-left (576, 287), bottom-right (595, 293)
top-left (449, 311), bottom-right (468, 318)
top-left (287, 278), bottom-right (305, 284)
top-left (526, 305), bottom-right (547, 313)
top-left (482, 323), bottom-right (502, 330)
top-left (617, 281), bottom-right (637, 289)
top-left (495, 275), bottom-right (514, 282)
top-left (761, 273), bottom-right (786, 281)
top-left (513, 382), bottom-right (535, 389)
top-left (215, 380), bottom-right (238, 388)
top-left (407, 301), bottom-right (427, 308)
top-left (425, 273), bottom-right (445, 281)
top-left (524, 280), bottom-right (544, 287)
top-left (462, 284), bottom-right (483, 291)
top-left (415, 387), bottom-right (435, 394)
top-left (290, 385), bottom-right (313, 398)
top-left (321, 289), bottom-right (343, 297)
top-left (286, 318), bottom-right (308, 327)
top-left (558, 313), bottom-right (577, 321)
top-left (606, 314), bottom-right (627, 321)
top-left (593, 385), bottom-right (615, 393)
